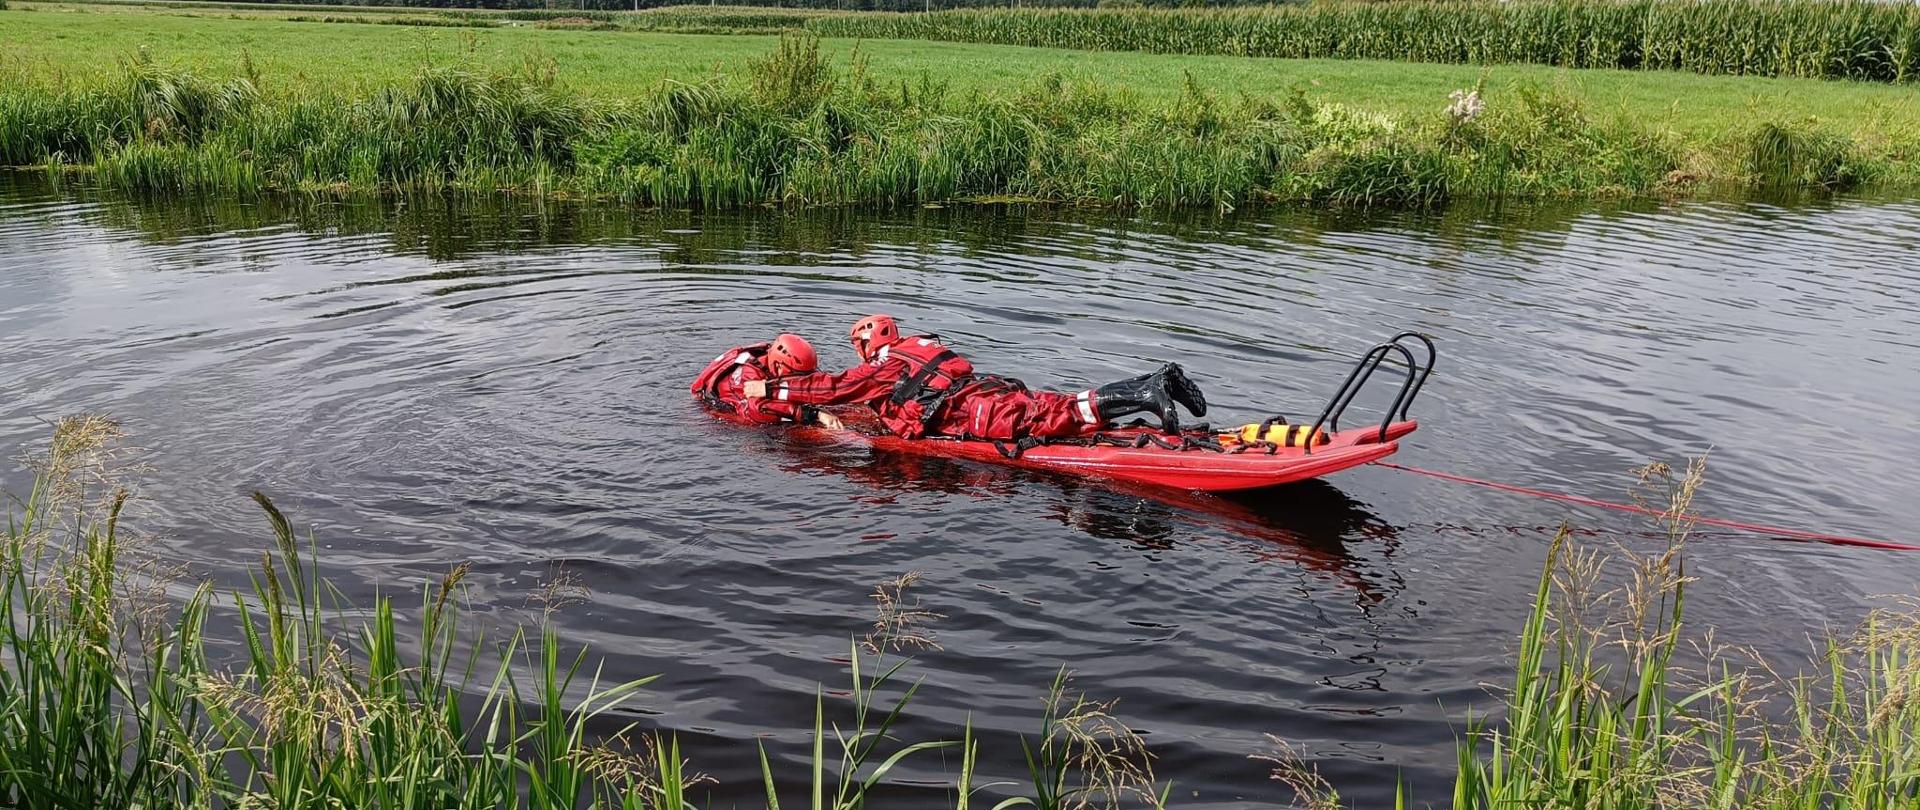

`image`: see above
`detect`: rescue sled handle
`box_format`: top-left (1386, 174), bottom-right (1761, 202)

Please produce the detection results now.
top-left (1261, 331), bottom-right (1437, 453)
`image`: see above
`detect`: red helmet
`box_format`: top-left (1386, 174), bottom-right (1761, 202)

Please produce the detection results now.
top-left (849, 314), bottom-right (899, 362)
top-left (765, 333), bottom-right (817, 377)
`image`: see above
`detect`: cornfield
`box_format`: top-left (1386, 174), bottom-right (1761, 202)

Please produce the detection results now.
top-left (807, 0), bottom-right (1920, 84)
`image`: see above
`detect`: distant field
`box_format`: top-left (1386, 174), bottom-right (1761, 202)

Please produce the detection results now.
top-left (4, 5), bottom-right (1918, 138)
top-left (3, 1), bottom-right (1917, 206)
top-left (8, 0), bottom-right (835, 31)
top-left (25, 0), bottom-right (444, 13)
top-left (811, 1), bottom-right (1920, 84)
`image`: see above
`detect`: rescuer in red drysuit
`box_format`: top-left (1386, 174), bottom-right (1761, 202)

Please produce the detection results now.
top-left (741, 315), bottom-right (1206, 441)
top-left (691, 333), bottom-right (842, 427)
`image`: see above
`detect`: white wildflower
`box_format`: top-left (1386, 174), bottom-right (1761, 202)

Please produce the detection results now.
top-left (1447, 89), bottom-right (1484, 124)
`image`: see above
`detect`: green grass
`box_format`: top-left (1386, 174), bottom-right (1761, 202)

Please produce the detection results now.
top-left (1266, 459), bottom-right (1920, 809)
top-left (1449, 461), bottom-right (1920, 809)
top-left (23, 0), bottom-right (449, 14)
top-left (0, 416), bottom-right (1170, 809)
top-left (13, 426), bottom-right (1920, 806)
top-left (809, 1), bottom-right (1920, 84)
top-left (4, 6), bottom-right (1920, 141)
top-left (2, 30), bottom-right (1915, 207)
top-left (3, 7), bottom-right (1918, 206)
top-left (9, 1), bottom-right (836, 33)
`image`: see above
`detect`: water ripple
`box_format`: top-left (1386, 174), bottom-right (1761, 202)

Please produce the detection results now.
top-left (3, 175), bottom-right (1920, 806)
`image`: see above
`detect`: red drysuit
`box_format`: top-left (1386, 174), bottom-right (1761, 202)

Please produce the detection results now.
top-left (691, 344), bottom-right (811, 426)
top-left (768, 335), bottom-right (1100, 440)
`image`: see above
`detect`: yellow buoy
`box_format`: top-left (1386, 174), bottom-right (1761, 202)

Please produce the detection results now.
top-left (1234, 423), bottom-right (1329, 447)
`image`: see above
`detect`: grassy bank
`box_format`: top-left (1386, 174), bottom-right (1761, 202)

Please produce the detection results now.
top-left (10, 7), bottom-right (1920, 130)
top-left (4, 34), bottom-right (1918, 207)
top-left (809, 0), bottom-right (1920, 84)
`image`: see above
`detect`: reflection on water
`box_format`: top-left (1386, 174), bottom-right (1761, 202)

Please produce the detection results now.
top-left (773, 433), bottom-right (1404, 605)
top-left (3, 172), bottom-right (1920, 806)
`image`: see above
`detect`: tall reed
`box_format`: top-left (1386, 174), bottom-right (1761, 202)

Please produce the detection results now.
top-left (1266, 457), bottom-right (1920, 807)
top-left (1455, 458), bottom-right (1920, 807)
top-left (12, 413), bottom-right (1920, 807)
top-left (9, 37), bottom-right (1902, 208)
top-left (808, 0), bottom-right (1920, 84)
top-left (0, 416), bottom-right (1171, 809)
top-left (0, 415), bottom-right (670, 807)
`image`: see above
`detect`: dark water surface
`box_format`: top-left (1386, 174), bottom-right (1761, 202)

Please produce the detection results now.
top-left (4, 174), bottom-right (1919, 806)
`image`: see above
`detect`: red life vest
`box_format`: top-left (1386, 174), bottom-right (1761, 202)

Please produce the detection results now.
top-left (690, 343), bottom-right (770, 409)
top-left (875, 335), bottom-right (974, 437)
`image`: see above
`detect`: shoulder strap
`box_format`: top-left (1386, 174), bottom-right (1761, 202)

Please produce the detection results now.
top-left (890, 349), bottom-right (959, 406)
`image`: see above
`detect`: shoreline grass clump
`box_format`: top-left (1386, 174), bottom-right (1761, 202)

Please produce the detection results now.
top-left (0, 415), bottom-right (672, 807)
top-left (1451, 458), bottom-right (1920, 807)
top-left (10, 416), bottom-right (1920, 805)
top-left (1267, 457), bottom-right (1920, 808)
top-left (0, 415), bottom-right (1173, 809)
top-left (5, 37), bottom-right (1914, 208)
top-left (806, 0), bottom-right (1920, 84)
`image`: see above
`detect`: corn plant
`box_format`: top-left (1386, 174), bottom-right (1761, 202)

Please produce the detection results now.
top-left (807, 1), bottom-right (1920, 84)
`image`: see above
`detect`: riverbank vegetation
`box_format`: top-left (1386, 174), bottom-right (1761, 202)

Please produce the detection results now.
top-left (22, 0), bottom-right (1920, 85)
top-left (0, 416), bottom-right (1169, 808)
top-left (1273, 458), bottom-right (1920, 807)
top-left (810, 0), bottom-right (1920, 84)
top-left (2, 34), bottom-right (1915, 207)
top-left (9, 5), bottom-right (1920, 127)
top-left (12, 420), bottom-right (1920, 806)
top-left (1463, 461), bottom-right (1920, 807)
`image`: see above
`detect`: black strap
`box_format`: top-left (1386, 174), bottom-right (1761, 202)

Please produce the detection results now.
top-left (1141, 434), bottom-right (1181, 451)
top-left (965, 374), bottom-right (1022, 396)
top-left (890, 349), bottom-right (961, 407)
top-left (916, 389), bottom-right (952, 432)
top-left (992, 435), bottom-right (1049, 460)
top-left (1183, 435), bottom-right (1226, 452)
top-left (699, 391), bottom-right (736, 413)
top-left (980, 374), bottom-right (1027, 393)
top-left (989, 429), bottom-right (1237, 459)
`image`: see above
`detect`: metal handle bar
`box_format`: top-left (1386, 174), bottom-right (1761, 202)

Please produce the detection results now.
top-left (1256, 331), bottom-right (1438, 454)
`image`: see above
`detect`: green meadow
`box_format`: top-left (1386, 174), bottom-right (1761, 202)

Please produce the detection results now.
top-left (5, 6), bottom-right (1918, 138)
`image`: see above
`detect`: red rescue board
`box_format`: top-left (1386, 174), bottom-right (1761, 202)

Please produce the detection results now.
top-left (833, 421), bottom-right (1418, 493)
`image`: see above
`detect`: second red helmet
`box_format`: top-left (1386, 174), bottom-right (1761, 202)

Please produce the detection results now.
top-left (765, 333), bottom-right (818, 377)
top-left (849, 314), bottom-right (898, 362)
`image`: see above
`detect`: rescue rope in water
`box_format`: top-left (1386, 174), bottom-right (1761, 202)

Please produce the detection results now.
top-left (1371, 461), bottom-right (1920, 552)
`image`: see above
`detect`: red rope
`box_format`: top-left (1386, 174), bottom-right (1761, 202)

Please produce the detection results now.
top-left (1370, 461), bottom-right (1920, 553)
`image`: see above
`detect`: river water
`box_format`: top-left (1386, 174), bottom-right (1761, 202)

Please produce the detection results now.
top-left (3, 173), bottom-right (1918, 806)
